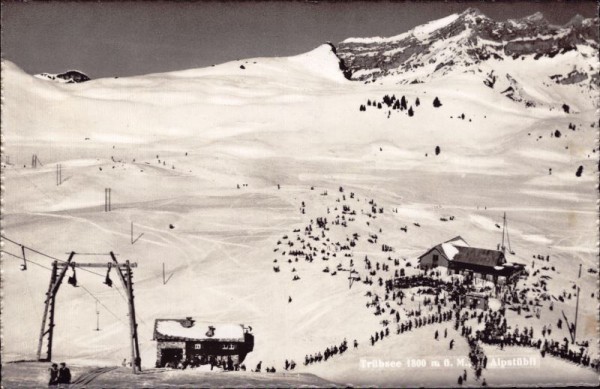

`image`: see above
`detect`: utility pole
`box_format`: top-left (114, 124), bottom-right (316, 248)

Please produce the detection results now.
top-left (95, 301), bottom-right (100, 331)
top-left (105, 188), bottom-right (112, 212)
top-left (32, 154), bottom-right (42, 168)
top-left (111, 253), bottom-right (141, 373)
top-left (574, 286), bottom-right (580, 342)
top-left (500, 212), bottom-right (506, 256)
top-left (37, 253), bottom-right (75, 361)
top-left (56, 164), bottom-right (62, 186)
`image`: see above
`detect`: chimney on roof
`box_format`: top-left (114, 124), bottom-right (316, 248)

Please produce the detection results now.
top-left (182, 317), bottom-right (195, 328)
top-left (206, 325), bottom-right (215, 337)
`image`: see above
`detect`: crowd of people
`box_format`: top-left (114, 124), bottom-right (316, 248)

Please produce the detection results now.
top-left (467, 338), bottom-right (486, 380)
top-left (396, 310), bottom-right (454, 335)
top-left (270, 188), bottom-right (599, 383)
top-left (391, 274), bottom-right (454, 290)
top-left (303, 339), bottom-right (351, 365)
top-left (370, 328), bottom-right (390, 345)
top-left (459, 305), bottom-right (600, 374)
top-left (164, 355), bottom-right (245, 371)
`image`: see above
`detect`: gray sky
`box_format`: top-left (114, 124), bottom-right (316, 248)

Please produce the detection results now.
top-left (1, 1), bottom-right (597, 78)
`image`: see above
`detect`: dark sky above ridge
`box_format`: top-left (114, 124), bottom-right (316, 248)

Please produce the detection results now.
top-left (1, 1), bottom-right (597, 78)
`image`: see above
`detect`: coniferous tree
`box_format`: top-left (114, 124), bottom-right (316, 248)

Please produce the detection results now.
top-left (415, 97), bottom-right (420, 107)
top-left (367, 99), bottom-right (372, 106)
top-left (408, 106), bottom-right (414, 117)
top-left (377, 102), bottom-right (382, 109)
top-left (575, 165), bottom-right (583, 177)
top-left (400, 96), bottom-right (407, 110)
top-left (433, 97), bottom-right (442, 107)
top-left (554, 130), bottom-right (561, 138)
top-left (384, 95), bottom-right (394, 107)
top-left (435, 146), bottom-right (441, 155)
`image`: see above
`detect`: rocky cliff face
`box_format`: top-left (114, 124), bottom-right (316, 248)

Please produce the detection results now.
top-left (35, 70), bottom-right (90, 83)
top-left (335, 8), bottom-right (598, 84)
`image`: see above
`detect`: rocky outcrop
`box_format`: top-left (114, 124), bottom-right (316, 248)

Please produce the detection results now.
top-left (35, 70), bottom-right (90, 83)
top-left (334, 8), bottom-right (598, 83)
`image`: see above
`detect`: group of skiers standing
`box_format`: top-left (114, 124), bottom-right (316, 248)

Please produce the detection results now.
top-left (303, 339), bottom-right (351, 365)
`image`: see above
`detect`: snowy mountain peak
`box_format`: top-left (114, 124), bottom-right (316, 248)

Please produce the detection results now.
top-left (457, 7), bottom-right (490, 22)
top-left (565, 14), bottom-right (587, 27)
top-left (334, 9), bottom-right (598, 88)
top-left (461, 7), bottom-right (484, 16)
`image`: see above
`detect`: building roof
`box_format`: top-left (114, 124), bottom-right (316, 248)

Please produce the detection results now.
top-left (419, 236), bottom-right (506, 269)
top-left (419, 236), bottom-right (469, 261)
top-left (445, 236), bottom-right (469, 246)
top-left (154, 319), bottom-right (245, 342)
top-left (439, 236), bottom-right (470, 259)
top-left (453, 246), bottom-right (505, 267)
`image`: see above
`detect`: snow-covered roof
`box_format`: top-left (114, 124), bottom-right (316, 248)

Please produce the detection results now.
top-left (445, 236), bottom-right (469, 247)
top-left (440, 236), bottom-right (470, 259)
top-left (154, 319), bottom-right (245, 342)
top-left (441, 242), bottom-right (460, 259)
top-left (419, 236), bottom-right (470, 261)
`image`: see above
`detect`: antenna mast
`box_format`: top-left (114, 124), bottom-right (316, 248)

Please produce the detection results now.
top-left (501, 212), bottom-right (506, 255)
top-left (500, 212), bottom-right (514, 255)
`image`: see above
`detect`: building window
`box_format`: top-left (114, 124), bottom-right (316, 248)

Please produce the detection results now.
top-left (432, 254), bottom-right (439, 268)
top-left (221, 343), bottom-right (236, 350)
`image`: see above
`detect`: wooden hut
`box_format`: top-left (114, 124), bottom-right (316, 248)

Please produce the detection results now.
top-left (153, 317), bottom-right (254, 368)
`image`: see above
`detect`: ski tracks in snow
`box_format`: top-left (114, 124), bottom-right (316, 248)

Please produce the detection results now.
top-left (70, 366), bottom-right (118, 388)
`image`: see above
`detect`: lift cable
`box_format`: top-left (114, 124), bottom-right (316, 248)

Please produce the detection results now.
top-left (1, 235), bottom-right (105, 277)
